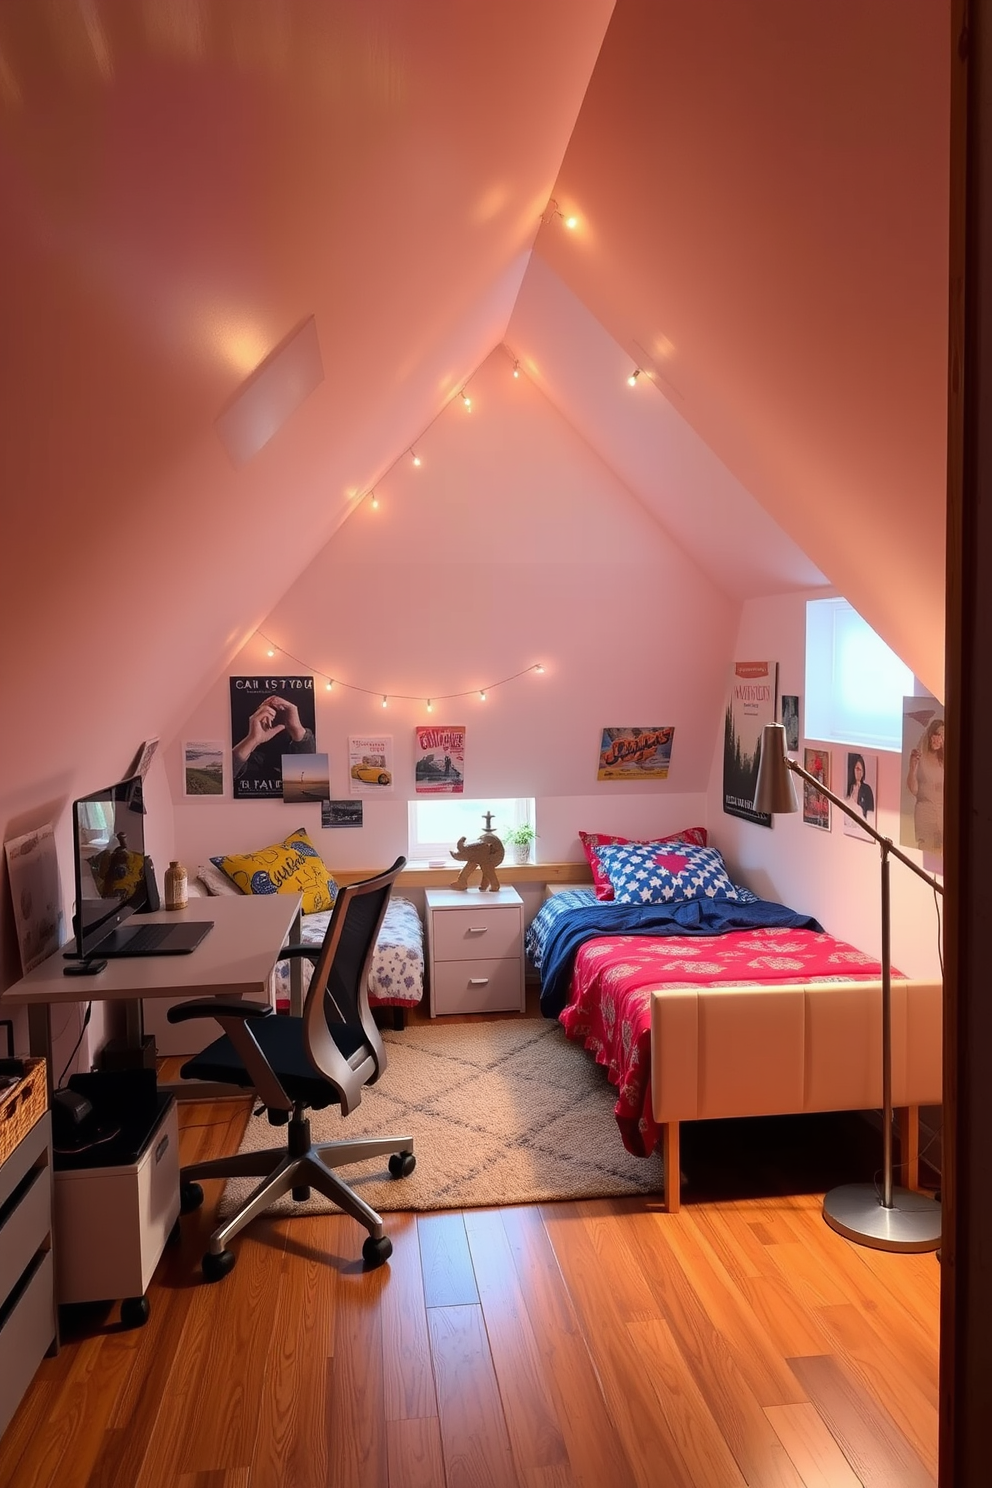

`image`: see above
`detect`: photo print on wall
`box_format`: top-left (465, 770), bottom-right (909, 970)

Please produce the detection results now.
top-left (414, 725), bottom-right (465, 794)
top-left (282, 752), bottom-right (330, 804)
top-left (322, 799), bottom-right (363, 828)
top-left (183, 740), bottom-right (224, 796)
top-left (781, 694), bottom-right (800, 753)
top-left (802, 747), bottom-right (831, 830)
top-left (723, 661), bottom-right (778, 825)
top-left (842, 749), bottom-right (878, 843)
top-left (901, 697), bottom-right (945, 857)
top-left (597, 727), bottom-right (675, 780)
top-left (230, 675), bottom-right (317, 800)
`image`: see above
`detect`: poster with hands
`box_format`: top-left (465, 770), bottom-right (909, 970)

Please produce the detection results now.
top-left (230, 676), bottom-right (317, 800)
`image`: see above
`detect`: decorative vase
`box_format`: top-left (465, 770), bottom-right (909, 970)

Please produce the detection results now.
top-left (165, 860), bottom-right (188, 911)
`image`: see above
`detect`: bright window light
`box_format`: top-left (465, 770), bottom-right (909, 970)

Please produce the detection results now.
top-left (408, 798), bottom-right (534, 865)
top-left (805, 597), bottom-right (914, 751)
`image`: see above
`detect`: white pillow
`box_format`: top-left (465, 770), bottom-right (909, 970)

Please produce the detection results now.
top-left (196, 860), bottom-right (244, 896)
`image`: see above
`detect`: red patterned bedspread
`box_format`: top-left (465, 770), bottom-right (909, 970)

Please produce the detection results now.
top-left (558, 928), bottom-right (885, 1157)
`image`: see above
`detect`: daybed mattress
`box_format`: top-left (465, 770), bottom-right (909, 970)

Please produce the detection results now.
top-left (273, 894), bottom-right (425, 1011)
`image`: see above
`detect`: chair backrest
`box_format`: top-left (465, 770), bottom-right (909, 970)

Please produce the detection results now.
top-left (302, 856), bottom-right (406, 1113)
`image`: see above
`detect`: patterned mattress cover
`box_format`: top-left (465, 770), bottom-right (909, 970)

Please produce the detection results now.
top-left (272, 894), bottom-right (425, 1010)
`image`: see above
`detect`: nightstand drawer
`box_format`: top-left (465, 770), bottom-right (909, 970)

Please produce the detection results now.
top-left (431, 958), bottom-right (524, 1015)
top-left (430, 905), bottom-right (520, 962)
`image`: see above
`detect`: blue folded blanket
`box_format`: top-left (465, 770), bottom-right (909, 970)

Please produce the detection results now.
top-left (531, 896), bottom-right (823, 1017)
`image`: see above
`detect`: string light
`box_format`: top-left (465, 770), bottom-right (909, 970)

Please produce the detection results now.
top-left (254, 631), bottom-right (545, 711)
top-left (370, 489), bottom-right (379, 509)
top-left (627, 369), bottom-right (641, 387)
top-left (461, 389), bottom-right (472, 408)
top-left (512, 360), bottom-right (520, 378)
top-left (544, 198), bottom-right (579, 230)
top-left (410, 449), bottom-right (421, 467)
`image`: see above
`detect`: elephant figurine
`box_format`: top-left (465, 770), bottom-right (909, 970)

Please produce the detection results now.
top-left (449, 832), bottom-right (505, 892)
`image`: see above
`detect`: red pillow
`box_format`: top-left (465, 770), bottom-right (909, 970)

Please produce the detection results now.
top-left (579, 827), bottom-right (708, 900)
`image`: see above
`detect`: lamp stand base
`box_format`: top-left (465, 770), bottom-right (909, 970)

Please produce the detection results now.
top-left (822, 1183), bottom-right (941, 1253)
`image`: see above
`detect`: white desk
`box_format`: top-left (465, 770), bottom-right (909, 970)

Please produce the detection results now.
top-left (1, 895), bottom-right (302, 1097)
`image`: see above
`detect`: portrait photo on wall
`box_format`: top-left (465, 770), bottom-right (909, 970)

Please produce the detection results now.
top-left (282, 752), bottom-right (330, 804)
top-left (842, 749), bottom-right (878, 843)
top-left (781, 694), bottom-right (800, 753)
top-left (230, 676), bottom-right (317, 801)
top-left (723, 661), bottom-right (778, 825)
top-left (597, 726), bottom-right (675, 780)
top-left (802, 746), bottom-right (831, 830)
top-left (183, 740), bottom-right (224, 796)
top-left (901, 697), bottom-right (945, 856)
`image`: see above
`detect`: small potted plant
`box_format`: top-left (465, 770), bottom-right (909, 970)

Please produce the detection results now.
top-left (503, 824), bottom-right (537, 865)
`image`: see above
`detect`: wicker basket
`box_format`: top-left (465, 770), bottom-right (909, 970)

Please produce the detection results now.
top-left (0, 1057), bottom-right (47, 1166)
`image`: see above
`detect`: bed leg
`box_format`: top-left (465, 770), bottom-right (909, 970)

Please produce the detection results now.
top-left (663, 1122), bottom-right (680, 1213)
top-left (897, 1105), bottom-right (920, 1191)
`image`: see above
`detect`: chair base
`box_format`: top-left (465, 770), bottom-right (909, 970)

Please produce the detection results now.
top-left (181, 1111), bottom-right (414, 1257)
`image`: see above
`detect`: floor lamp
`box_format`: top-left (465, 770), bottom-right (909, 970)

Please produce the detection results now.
top-left (753, 722), bottom-right (943, 1253)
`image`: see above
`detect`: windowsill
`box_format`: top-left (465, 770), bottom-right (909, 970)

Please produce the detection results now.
top-left (334, 861), bottom-right (593, 888)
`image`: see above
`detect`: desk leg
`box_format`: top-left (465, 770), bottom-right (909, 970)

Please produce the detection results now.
top-left (290, 908), bottom-right (304, 1017)
top-left (28, 1005), bottom-right (55, 1100)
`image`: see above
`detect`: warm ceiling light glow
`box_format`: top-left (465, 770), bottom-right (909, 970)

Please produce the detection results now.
top-left (382, 695), bottom-right (388, 708)
top-left (326, 680), bottom-right (334, 691)
top-left (512, 362), bottom-right (520, 378)
top-left (411, 450), bottom-right (421, 467)
top-left (533, 664), bottom-right (544, 674)
top-left (461, 390), bottom-right (472, 408)
top-left (426, 699), bottom-right (433, 712)
top-left (370, 490), bottom-right (379, 509)
top-left (564, 214), bottom-right (578, 230)
top-left (479, 690), bottom-right (487, 701)
top-left (266, 647), bottom-right (276, 657)
top-left (627, 369), bottom-right (641, 387)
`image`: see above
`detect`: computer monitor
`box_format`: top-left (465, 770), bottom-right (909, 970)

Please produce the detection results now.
top-left (69, 775), bottom-right (150, 960)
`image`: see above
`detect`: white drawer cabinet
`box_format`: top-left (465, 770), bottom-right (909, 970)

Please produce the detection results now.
top-left (0, 1098), bottom-right (57, 1441)
top-left (426, 887), bottom-right (525, 1017)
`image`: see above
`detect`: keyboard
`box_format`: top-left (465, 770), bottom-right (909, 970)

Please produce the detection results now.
top-left (113, 923), bottom-right (175, 954)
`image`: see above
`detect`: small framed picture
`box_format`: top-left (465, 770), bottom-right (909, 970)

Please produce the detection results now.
top-left (781, 695), bottom-right (800, 753)
top-left (803, 747), bottom-right (831, 830)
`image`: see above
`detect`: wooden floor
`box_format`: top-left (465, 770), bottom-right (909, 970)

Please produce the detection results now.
top-left (0, 1029), bottom-right (940, 1488)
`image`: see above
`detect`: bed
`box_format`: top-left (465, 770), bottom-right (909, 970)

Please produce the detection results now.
top-left (526, 845), bottom-right (942, 1211)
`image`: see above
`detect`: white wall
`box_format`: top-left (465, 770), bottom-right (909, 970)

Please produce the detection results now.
top-left (708, 592), bottom-right (943, 981)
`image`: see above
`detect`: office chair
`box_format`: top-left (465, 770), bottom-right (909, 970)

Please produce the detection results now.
top-left (168, 856), bottom-right (415, 1278)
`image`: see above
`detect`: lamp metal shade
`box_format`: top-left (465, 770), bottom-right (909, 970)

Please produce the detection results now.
top-left (753, 723), bottom-right (800, 815)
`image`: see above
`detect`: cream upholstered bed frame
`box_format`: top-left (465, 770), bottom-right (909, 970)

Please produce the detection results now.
top-left (650, 977), bottom-right (943, 1212)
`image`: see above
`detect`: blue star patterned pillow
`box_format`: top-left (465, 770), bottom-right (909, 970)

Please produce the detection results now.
top-left (595, 841), bottom-right (741, 906)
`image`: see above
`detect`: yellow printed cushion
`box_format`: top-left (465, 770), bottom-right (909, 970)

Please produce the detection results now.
top-left (211, 829), bottom-right (338, 915)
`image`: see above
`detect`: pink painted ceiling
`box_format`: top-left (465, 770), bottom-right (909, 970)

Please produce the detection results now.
top-left (1, 0), bottom-right (950, 793)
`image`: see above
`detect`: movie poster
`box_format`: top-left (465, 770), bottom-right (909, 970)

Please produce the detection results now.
top-left (723, 661), bottom-right (778, 825)
top-left (348, 735), bottom-right (394, 796)
top-left (230, 675), bottom-right (317, 801)
top-left (596, 727), bottom-right (674, 780)
top-left (414, 725), bottom-right (465, 793)
top-left (900, 697), bottom-right (945, 856)
top-left (802, 746), bottom-right (831, 830)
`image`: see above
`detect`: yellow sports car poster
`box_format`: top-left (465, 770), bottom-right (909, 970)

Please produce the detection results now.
top-left (348, 735), bottom-right (394, 795)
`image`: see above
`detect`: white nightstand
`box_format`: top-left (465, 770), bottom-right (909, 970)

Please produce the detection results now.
top-left (425, 887), bottom-right (525, 1016)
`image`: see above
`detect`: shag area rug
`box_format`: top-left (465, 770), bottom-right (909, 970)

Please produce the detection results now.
top-left (219, 1018), bottom-right (663, 1215)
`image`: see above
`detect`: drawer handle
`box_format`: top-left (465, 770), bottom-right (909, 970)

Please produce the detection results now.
top-left (469, 978), bottom-right (490, 986)
top-left (155, 1134), bottom-right (170, 1163)
top-left (467, 927), bottom-right (488, 934)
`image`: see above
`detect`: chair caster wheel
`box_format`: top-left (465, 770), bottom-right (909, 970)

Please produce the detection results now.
top-left (388, 1151), bottom-right (416, 1178)
top-left (292, 1185), bottom-right (311, 1202)
top-left (362, 1235), bottom-right (392, 1268)
top-left (202, 1249), bottom-right (236, 1283)
top-left (120, 1295), bottom-right (150, 1328)
top-left (167, 1218), bottom-right (182, 1247)
top-left (180, 1182), bottom-right (204, 1214)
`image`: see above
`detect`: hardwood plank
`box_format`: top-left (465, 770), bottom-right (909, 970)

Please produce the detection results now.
top-left (499, 1206), bottom-right (641, 1488)
top-left (417, 1211), bottom-right (478, 1308)
top-left (249, 1216), bottom-right (335, 1488)
top-left (763, 1402), bottom-right (863, 1488)
top-left (327, 1246), bottom-right (390, 1488)
top-left (547, 1199), bottom-right (661, 1321)
top-left (463, 1207), bottom-right (569, 1473)
top-left (789, 1353), bottom-right (935, 1488)
top-left (386, 1416), bottom-right (445, 1488)
top-left (380, 1213), bottom-right (437, 1422)
top-left (427, 1303), bottom-right (517, 1488)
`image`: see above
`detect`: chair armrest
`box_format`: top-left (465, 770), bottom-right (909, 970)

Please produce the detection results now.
top-left (167, 999), bottom-right (275, 1024)
top-left (280, 944), bottom-right (320, 962)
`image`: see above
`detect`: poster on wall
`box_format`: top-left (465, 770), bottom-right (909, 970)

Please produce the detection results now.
top-left (348, 735), bottom-right (394, 795)
top-left (597, 727), bottom-right (674, 780)
top-left (4, 825), bottom-right (64, 973)
top-left (230, 676), bottom-right (316, 800)
top-left (282, 752), bottom-right (330, 804)
top-left (414, 725), bottom-right (465, 793)
top-left (842, 749), bottom-right (878, 843)
top-left (802, 746), bottom-right (831, 830)
top-left (900, 697), bottom-right (945, 856)
top-left (723, 661), bottom-right (778, 825)
top-left (781, 695), bottom-right (800, 753)
top-left (183, 740), bottom-right (224, 796)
